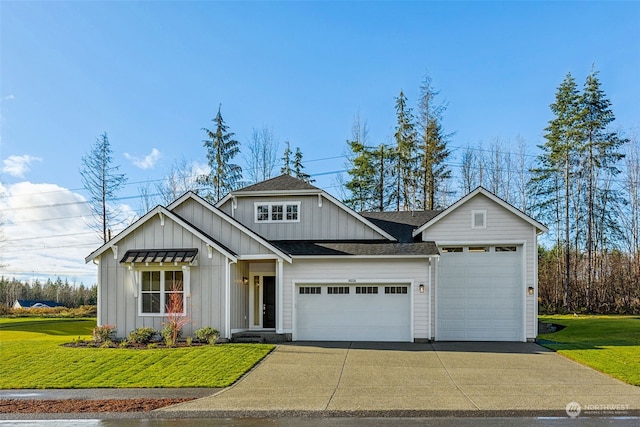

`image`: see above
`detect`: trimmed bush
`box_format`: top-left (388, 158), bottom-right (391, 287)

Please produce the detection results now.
top-left (128, 327), bottom-right (157, 344)
top-left (92, 324), bottom-right (116, 343)
top-left (194, 326), bottom-right (220, 345)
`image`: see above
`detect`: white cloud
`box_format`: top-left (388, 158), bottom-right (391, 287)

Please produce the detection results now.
top-left (0, 182), bottom-right (136, 285)
top-left (124, 148), bottom-right (162, 169)
top-left (1, 94), bottom-right (15, 101)
top-left (2, 155), bottom-right (42, 178)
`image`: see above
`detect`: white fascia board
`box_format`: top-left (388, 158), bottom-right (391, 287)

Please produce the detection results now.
top-left (85, 206), bottom-right (163, 263)
top-left (412, 187), bottom-right (548, 238)
top-left (169, 191), bottom-right (292, 263)
top-left (291, 255), bottom-right (437, 260)
top-left (85, 206), bottom-right (238, 264)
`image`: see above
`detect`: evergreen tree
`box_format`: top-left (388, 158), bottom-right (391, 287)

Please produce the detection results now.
top-left (392, 90), bottom-right (418, 211)
top-left (530, 73), bottom-right (584, 310)
top-left (198, 105), bottom-right (242, 201)
top-left (293, 147), bottom-right (313, 183)
top-left (344, 140), bottom-right (376, 211)
top-left (280, 141), bottom-right (293, 175)
top-left (416, 74), bottom-right (452, 210)
top-left (580, 68), bottom-right (627, 310)
top-left (344, 115), bottom-right (376, 211)
top-left (80, 132), bottom-right (128, 243)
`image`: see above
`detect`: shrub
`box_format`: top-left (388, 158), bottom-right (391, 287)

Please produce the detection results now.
top-left (92, 324), bottom-right (116, 343)
top-left (194, 327), bottom-right (220, 345)
top-left (128, 327), bottom-right (157, 344)
top-left (161, 323), bottom-right (182, 347)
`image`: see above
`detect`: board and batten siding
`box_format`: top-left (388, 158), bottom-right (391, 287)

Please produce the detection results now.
top-left (172, 199), bottom-right (276, 256)
top-left (281, 258), bottom-right (431, 340)
top-left (220, 195), bottom-right (387, 241)
top-left (97, 214), bottom-right (228, 339)
top-left (420, 193), bottom-right (538, 340)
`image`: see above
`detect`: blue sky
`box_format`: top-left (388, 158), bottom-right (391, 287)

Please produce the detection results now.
top-left (1, 1), bottom-right (639, 285)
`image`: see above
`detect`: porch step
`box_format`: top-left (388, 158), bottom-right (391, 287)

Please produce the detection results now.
top-left (231, 331), bottom-right (290, 344)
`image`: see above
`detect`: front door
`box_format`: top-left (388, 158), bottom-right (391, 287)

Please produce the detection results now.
top-left (263, 276), bottom-right (276, 328)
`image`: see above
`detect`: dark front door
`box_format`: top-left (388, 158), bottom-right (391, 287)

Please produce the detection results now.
top-left (263, 276), bottom-right (276, 328)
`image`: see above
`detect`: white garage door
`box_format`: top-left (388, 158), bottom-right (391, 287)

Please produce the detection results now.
top-left (437, 246), bottom-right (522, 341)
top-left (296, 284), bottom-right (411, 342)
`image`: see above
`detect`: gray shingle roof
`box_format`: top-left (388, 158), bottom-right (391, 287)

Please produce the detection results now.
top-left (271, 240), bottom-right (439, 257)
top-left (360, 211), bottom-right (441, 242)
top-left (235, 174), bottom-right (319, 192)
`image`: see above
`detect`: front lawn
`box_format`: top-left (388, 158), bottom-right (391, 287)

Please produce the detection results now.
top-left (538, 315), bottom-right (640, 386)
top-left (0, 317), bottom-right (274, 389)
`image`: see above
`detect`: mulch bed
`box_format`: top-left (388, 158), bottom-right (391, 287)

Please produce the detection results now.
top-left (0, 398), bottom-right (194, 413)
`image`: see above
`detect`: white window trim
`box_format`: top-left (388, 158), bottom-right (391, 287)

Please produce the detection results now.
top-left (254, 201), bottom-right (301, 223)
top-left (471, 209), bottom-right (487, 229)
top-left (137, 267), bottom-right (189, 317)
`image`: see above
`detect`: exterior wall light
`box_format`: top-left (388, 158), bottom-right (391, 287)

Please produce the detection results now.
top-left (527, 286), bottom-right (534, 295)
top-left (242, 277), bottom-right (249, 285)
top-left (419, 284), bottom-right (425, 294)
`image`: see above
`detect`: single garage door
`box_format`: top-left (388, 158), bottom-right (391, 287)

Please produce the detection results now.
top-left (296, 283), bottom-right (411, 341)
top-left (437, 246), bottom-right (522, 341)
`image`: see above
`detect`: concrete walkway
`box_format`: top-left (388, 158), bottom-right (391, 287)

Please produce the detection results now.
top-left (166, 342), bottom-right (640, 414)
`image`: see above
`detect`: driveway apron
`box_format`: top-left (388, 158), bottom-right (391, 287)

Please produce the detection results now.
top-left (166, 342), bottom-right (640, 413)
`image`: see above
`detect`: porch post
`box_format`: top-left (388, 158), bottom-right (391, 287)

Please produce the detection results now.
top-left (277, 258), bottom-right (284, 333)
top-left (226, 260), bottom-right (235, 340)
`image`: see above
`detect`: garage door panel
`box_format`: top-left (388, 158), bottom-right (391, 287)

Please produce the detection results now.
top-left (296, 284), bottom-right (411, 342)
top-left (438, 247), bottom-right (522, 342)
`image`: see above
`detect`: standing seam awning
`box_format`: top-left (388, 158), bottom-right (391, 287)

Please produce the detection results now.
top-left (120, 249), bottom-right (198, 264)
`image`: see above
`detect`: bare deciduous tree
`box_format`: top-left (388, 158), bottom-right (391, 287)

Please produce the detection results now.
top-left (245, 126), bottom-right (280, 184)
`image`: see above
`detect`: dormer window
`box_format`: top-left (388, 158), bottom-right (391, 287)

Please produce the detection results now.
top-left (255, 202), bottom-right (300, 223)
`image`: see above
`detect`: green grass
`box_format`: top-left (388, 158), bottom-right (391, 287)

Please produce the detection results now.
top-left (538, 315), bottom-right (640, 386)
top-left (0, 317), bottom-right (274, 389)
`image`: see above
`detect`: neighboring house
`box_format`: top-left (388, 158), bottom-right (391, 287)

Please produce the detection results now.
top-left (13, 300), bottom-right (65, 309)
top-left (86, 174), bottom-right (547, 342)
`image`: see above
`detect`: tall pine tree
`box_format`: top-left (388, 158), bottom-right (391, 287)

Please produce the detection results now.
top-left (198, 105), bottom-right (242, 201)
top-left (416, 73), bottom-right (452, 210)
top-left (280, 141), bottom-right (293, 175)
top-left (393, 90), bottom-right (418, 211)
top-left (580, 68), bottom-right (627, 310)
top-left (293, 147), bottom-right (313, 183)
top-left (530, 73), bottom-right (584, 311)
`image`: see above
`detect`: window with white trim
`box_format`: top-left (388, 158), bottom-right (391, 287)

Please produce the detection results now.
top-left (140, 270), bottom-right (185, 315)
top-left (255, 202), bottom-right (300, 223)
top-left (471, 210), bottom-right (487, 229)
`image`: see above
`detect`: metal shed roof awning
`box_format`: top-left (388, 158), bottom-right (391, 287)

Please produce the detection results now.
top-left (120, 249), bottom-right (198, 265)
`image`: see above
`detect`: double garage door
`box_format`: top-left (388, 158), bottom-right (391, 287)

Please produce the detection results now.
top-left (295, 283), bottom-right (411, 342)
top-left (437, 245), bottom-right (523, 341)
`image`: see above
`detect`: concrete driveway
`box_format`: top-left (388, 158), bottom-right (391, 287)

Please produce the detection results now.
top-left (166, 342), bottom-right (640, 415)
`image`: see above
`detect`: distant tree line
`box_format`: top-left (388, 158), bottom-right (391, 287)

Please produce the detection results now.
top-left (0, 277), bottom-right (97, 308)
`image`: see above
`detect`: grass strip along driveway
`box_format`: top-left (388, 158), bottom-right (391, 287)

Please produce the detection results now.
top-left (0, 318), bottom-right (273, 389)
top-left (538, 314), bottom-right (640, 386)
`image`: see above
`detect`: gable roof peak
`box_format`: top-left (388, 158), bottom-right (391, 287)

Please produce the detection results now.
top-left (234, 174), bottom-right (319, 193)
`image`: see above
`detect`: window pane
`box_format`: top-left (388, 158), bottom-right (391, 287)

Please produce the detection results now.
top-left (286, 204), bottom-right (298, 220)
top-left (142, 271), bottom-right (160, 291)
top-left (142, 293), bottom-right (161, 313)
top-left (257, 205), bottom-right (269, 221)
top-left (271, 205), bottom-right (283, 221)
top-left (165, 270), bottom-right (183, 291)
top-left (165, 293), bottom-right (184, 313)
